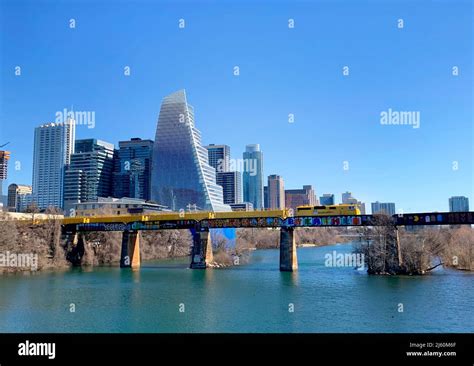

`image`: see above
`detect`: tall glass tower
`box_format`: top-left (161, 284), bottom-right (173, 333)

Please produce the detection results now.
top-left (243, 144), bottom-right (264, 210)
top-left (151, 90), bottom-right (230, 212)
top-left (32, 120), bottom-right (75, 209)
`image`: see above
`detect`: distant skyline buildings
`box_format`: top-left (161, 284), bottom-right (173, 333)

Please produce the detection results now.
top-left (113, 138), bottom-right (153, 201)
top-left (150, 90), bottom-right (230, 212)
top-left (285, 185), bottom-right (316, 211)
top-left (217, 171), bottom-right (242, 205)
top-left (7, 183), bottom-right (32, 212)
top-left (243, 144), bottom-right (264, 210)
top-left (371, 201), bottom-right (396, 216)
top-left (0, 150), bottom-right (10, 196)
top-left (319, 194), bottom-right (335, 206)
top-left (267, 174), bottom-right (285, 209)
top-left (449, 196), bottom-right (469, 212)
top-left (32, 120), bottom-right (75, 209)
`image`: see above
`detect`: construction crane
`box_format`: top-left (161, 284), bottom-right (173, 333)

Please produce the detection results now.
top-left (0, 142), bottom-right (10, 148)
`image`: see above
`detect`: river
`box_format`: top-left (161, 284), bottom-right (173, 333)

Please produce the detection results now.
top-left (0, 243), bottom-right (472, 332)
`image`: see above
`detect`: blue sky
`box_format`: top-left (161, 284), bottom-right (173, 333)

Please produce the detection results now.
top-left (1, 0), bottom-right (472, 213)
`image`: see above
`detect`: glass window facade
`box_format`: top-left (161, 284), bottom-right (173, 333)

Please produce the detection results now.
top-left (151, 90), bottom-right (230, 212)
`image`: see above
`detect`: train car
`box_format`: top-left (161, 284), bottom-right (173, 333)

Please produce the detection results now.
top-left (296, 204), bottom-right (361, 216)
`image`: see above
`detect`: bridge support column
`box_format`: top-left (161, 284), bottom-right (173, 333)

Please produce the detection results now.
top-left (280, 227), bottom-right (298, 272)
top-left (190, 228), bottom-right (213, 269)
top-left (64, 232), bottom-right (86, 266)
top-left (395, 226), bottom-right (403, 267)
top-left (120, 231), bottom-right (141, 269)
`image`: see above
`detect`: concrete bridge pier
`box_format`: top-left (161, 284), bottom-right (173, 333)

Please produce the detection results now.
top-left (280, 227), bottom-right (298, 272)
top-left (120, 231), bottom-right (141, 269)
top-left (190, 228), bottom-right (213, 269)
top-left (64, 232), bottom-right (86, 266)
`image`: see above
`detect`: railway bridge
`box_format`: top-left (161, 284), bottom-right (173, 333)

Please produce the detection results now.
top-left (61, 210), bottom-right (474, 271)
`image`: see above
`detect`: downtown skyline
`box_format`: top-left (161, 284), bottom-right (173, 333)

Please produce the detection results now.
top-left (1, 0), bottom-right (472, 213)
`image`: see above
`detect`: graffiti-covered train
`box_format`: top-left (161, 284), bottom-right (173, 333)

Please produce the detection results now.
top-left (295, 204), bottom-right (361, 216)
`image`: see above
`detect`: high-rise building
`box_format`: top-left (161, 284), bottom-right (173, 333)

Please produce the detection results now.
top-left (32, 120), bottom-right (75, 209)
top-left (319, 193), bottom-right (335, 205)
top-left (205, 144), bottom-right (230, 173)
top-left (285, 185), bottom-right (316, 211)
top-left (267, 174), bottom-right (285, 209)
top-left (113, 138), bottom-right (153, 200)
top-left (150, 90), bottom-right (230, 211)
top-left (63, 139), bottom-right (114, 213)
top-left (7, 184), bottom-right (32, 212)
top-left (216, 171), bottom-right (242, 204)
top-left (342, 191), bottom-right (353, 204)
top-left (371, 201), bottom-right (396, 216)
top-left (449, 196), bottom-right (469, 212)
top-left (243, 144), bottom-right (264, 209)
top-left (0, 150), bottom-right (10, 199)
top-left (264, 186), bottom-right (268, 209)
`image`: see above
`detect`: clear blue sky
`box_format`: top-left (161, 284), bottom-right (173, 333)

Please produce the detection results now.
top-left (1, 0), bottom-right (472, 213)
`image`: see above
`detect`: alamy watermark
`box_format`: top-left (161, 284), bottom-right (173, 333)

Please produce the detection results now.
top-left (216, 158), bottom-right (258, 176)
top-left (0, 251), bottom-right (38, 271)
top-left (380, 108), bottom-right (420, 129)
top-left (55, 108), bottom-right (95, 129)
top-left (325, 250), bottom-right (364, 268)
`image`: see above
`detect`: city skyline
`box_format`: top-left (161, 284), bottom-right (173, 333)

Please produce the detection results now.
top-left (1, 0), bottom-right (472, 213)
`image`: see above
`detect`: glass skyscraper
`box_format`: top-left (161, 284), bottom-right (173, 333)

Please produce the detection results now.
top-left (205, 144), bottom-right (230, 173)
top-left (63, 139), bottom-right (115, 213)
top-left (113, 138), bottom-right (153, 200)
top-left (243, 144), bottom-right (264, 209)
top-left (449, 196), bottom-right (469, 212)
top-left (32, 120), bottom-right (75, 209)
top-left (151, 90), bottom-right (230, 211)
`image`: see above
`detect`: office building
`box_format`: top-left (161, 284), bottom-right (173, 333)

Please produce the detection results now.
top-left (150, 90), bottom-right (230, 211)
top-left (217, 171), bottom-right (242, 204)
top-left (7, 184), bottom-right (32, 212)
top-left (32, 120), bottom-right (75, 209)
top-left (205, 144), bottom-right (230, 173)
top-left (449, 196), bottom-right (469, 212)
top-left (319, 193), bottom-right (335, 205)
top-left (267, 174), bottom-right (285, 209)
top-left (113, 138), bottom-right (153, 200)
top-left (243, 144), bottom-right (264, 209)
top-left (63, 139), bottom-right (114, 213)
top-left (371, 201), bottom-right (396, 216)
top-left (285, 185), bottom-right (317, 211)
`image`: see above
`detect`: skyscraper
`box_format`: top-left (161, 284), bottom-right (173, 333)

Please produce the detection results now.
top-left (243, 144), bottom-right (264, 209)
top-left (32, 120), bottom-right (75, 209)
top-left (0, 150), bottom-right (10, 197)
top-left (449, 196), bottom-right (469, 212)
top-left (7, 184), bottom-right (32, 212)
top-left (151, 90), bottom-right (230, 211)
top-left (205, 144), bottom-right (230, 173)
top-left (268, 174), bottom-right (285, 209)
top-left (113, 138), bottom-right (153, 200)
top-left (63, 139), bottom-right (115, 213)
top-left (285, 185), bottom-right (316, 211)
top-left (217, 171), bottom-right (242, 204)
top-left (319, 193), bottom-right (335, 205)
top-left (342, 191), bottom-right (353, 204)
top-left (371, 201), bottom-right (396, 216)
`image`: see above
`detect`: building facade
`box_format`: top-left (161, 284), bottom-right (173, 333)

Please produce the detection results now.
top-left (216, 171), bottom-right (242, 204)
top-left (285, 185), bottom-right (316, 211)
top-left (449, 196), bottom-right (469, 212)
top-left (243, 144), bottom-right (264, 209)
top-left (319, 193), bottom-right (335, 205)
top-left (113, 138), bottom-right (153, 200)
top-left (32, 120), bottom-right (75, 209)
top-left (0, 150), bottom-right (10, 196)
top-left (72, 197), bottom-right (168, 217)
top-left (371, 201), bottom-right (396, 216)
top-left (150, 90), bottom-right (230, 211)
top-left (7, 184), bottom-right (33, 212)
top-left (267, 174), bottom-right (285, 209)
top-left (205, 144), bottom-right (230, 173)
top-left (63, 139), bottom-right (115, 213)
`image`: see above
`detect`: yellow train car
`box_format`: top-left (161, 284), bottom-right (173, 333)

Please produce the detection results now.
top-left (214, 209), bottom-right (287, 220)
top-left (296, 204), bottom-right (361, 216)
